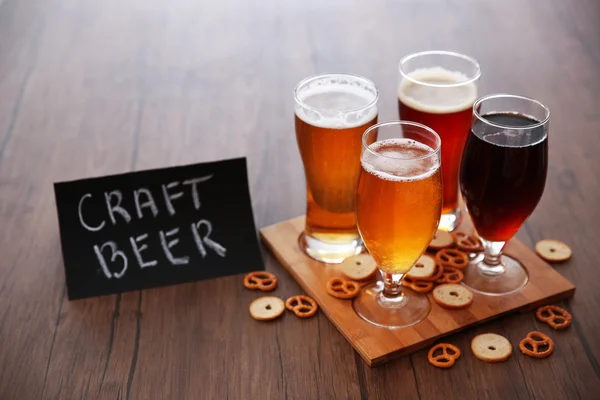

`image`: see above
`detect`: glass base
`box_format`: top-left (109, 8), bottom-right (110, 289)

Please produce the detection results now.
top-left (463, 253), bottom-right (529, 296)
top-left (298, 233), bottom-right (363, 264)
top-left (438, 208), bottom-right (461, 232)
top-left (352, 281), bottom-right (431, 329)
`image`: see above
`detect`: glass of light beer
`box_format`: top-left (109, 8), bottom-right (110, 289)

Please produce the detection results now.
top-left (294, 74), bottom-right (378, 264)
top-left (398, 50), bottom-right (480, 231)
top-left (354, 121), bottom-right (442, 329)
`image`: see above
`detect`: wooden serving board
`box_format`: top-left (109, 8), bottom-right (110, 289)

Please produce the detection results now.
top-left (260, 216), bottom-right (575, 367)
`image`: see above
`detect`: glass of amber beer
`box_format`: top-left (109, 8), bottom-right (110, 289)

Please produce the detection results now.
top-left (398, 50), bottom-right (480, 231)
top-left (460, 94), bottom-right (549, 295)
top-left (294, 74), bottom-right (378, 264)
top-left (354, 121), bottom-right (442, 329)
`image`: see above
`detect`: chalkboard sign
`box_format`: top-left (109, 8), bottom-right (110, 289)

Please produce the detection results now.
top-left (54, 158), bottom-right (264, 300)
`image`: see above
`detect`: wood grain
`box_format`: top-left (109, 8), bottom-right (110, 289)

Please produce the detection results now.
top-left (0, 0), bottom-right (599, 397)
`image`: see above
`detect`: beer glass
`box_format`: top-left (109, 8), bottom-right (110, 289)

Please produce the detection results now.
top-left (294, 74), bottom-right (378, 264)
top-left (460, 94), bottom-right (549, 295)
top-left (354, 121), bottom-right (442, 329)
top-left (398, 50), bottom-right (481, 231)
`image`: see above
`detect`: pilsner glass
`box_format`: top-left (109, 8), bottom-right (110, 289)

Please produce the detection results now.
top-left (354, 121), bottom-right (442, 329)
top-left (398, 50), bottom-right (481, 231)
top-left (460, 94), bottom-right (549, 295)
top-left (294, 74), bottom-right (379, 264)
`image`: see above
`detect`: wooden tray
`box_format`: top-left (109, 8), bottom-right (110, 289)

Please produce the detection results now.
top-left (260, 216), bottom-right (575, 367)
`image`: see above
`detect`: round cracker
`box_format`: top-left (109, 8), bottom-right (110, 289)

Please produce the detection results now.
top-left (535, 239), bottom-right (571, 262)
top-left (249, 296), bottom-right (285, 321)
top-left (471, 333), bottom-right (513, 363)
top-left (406, 255), bottom-right (437, 279)
top-left (341, 254), bottom-right (378, 281)
top-left (433, 284), bottom-right (473, 309)
top-left (428, 230), bottom-right (454, 251)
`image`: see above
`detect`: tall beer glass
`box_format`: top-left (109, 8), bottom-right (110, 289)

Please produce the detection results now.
top-left (354, 121), bottom-right (442, 329)
top-left (460, 94), bottom-right (549, 295)
top-left (398, 51), bottom-right (480, 231)
top-left (294, 74), bottom-right (378, 264)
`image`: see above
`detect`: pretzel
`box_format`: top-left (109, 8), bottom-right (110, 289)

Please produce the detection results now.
top-left (435, 267), bottom-right (464, 284)
top-left (243, 271), bottom-right (278, 291)
top-left (402, 277), bottom-right (434, 293)
top-left (401, 277), bottom-right (413, 288)
top-left (435, 249), bottom-right (469, 270)
top-left (535, 305), bottom-right (572, 329)
top-left (452, 232), bottom-right (483, 252)
top-left (285, 295), bottom-right (318, 318)
top-left (519, 331), bottom-right (555, 358)
top-left (420, 262), bottom-right (444, 282)
top-left (326, 278), bottom-right (361, 299)
top-left (428, 343), bottom-right (461, 368)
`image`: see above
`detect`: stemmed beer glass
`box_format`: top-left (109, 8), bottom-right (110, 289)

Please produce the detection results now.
top-left (353, 121), bottom-right (442, 329)
top-left (460, 94), bottom-right (549, 295)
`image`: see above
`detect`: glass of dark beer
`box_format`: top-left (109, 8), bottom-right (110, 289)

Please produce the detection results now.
top-left (460, 94), bottom-right (549, 295)
top-left (398, 51), bottom-right (481, 231)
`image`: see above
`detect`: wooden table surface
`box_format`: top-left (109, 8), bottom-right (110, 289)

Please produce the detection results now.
top-left (1, 0), bottom-right (599, 398)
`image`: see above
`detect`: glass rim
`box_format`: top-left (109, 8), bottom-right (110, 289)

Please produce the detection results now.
top-left (362, 120), bottom-right (441, 161)
top-left (473, 93), bottom-right (550, 129)
top-left (398, 50), bottom-right (481, 88)
top-left (293, 73), bottom-right (379, 114)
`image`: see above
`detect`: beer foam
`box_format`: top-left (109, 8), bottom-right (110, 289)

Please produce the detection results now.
top-left (295, 84), bottom-right (378, 129)
top-left (361, 139), bottom-right (440, 182)
top-left (398, 67), bottom-right (477, 114)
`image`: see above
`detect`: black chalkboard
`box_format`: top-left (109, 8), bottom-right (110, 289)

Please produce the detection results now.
top-left (54, 157), bottom-right (264, 300)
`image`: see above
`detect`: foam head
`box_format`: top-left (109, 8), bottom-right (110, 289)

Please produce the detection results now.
top-left (295, 76), bottom-right (378, 129)
top-left (398, 67), bottom-right (477, 114)
top-left (361, 139), bottom-right (440, 182)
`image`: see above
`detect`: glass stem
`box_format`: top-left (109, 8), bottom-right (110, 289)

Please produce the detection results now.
top-left (382, 271), bottom-right (404, 299)
top-left (479, 239), bottom-right (507, 275)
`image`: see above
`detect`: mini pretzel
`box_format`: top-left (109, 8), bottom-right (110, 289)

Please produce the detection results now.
top-left (285, 295), bottom-right (318, 318)
top-left (435, 267), bottom-right (464, 284)
top-left (402, 277), bottom-right (434, 293)
top-left (326, 278), bottom-right (361, 299)
top-left (420, 263), bottom-right (444, 282)
top-left (452, 232), bottom-right (483, 252)
top-left (435, 249), bottom-right (469, 270)
top-left (243, 271), bottom-right (277, 291)
top-left (428, 343), bottom-right (461, 368)
top-left (536, 305), bottom-right (572, 329)
top-left (519, 331), bottom-right (555, 358)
